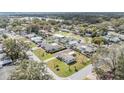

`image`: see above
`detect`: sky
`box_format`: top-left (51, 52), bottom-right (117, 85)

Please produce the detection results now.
top-left (0, 0), bottom-right (123, 12)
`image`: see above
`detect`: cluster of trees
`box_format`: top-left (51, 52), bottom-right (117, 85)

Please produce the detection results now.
top-left (93, 46), bottom-right (124, 80)
top-left (9, 60), bottom-right (53, 80)
top-left (3, 38), bottom-right (30, 62)
top-left (3, 38), bottom-right (53, 80)
top-left (0, 17), bottom-right (9, 28)
top-left (92, 37), bottom-right (105, 45)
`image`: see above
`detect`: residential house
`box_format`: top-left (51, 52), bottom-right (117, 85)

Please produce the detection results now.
top-left (41, 42), bottom-right (64, 53)
top-left (31, 36), bottom-right (43, 44)
top-left (57, 54), bottom-right (76, 64)
top-left (77, 44), bottom-right (97, 57)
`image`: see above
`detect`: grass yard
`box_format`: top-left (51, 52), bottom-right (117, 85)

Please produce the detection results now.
top-left (84, 37), bottom-right (92, 44)
top-left (47, 52), bottom-right (91, 77)
top-left (32, 48), bottom-right (53, 61)
top-left (19, 37), bottom-right (28, 41)
top-left (27, 41), bottom-right (36, 48)
top-left (56, 31), bottom-right (72, 37)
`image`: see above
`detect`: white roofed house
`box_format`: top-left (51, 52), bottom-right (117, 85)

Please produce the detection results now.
top-left (31, 36), bottom-right (43, 44)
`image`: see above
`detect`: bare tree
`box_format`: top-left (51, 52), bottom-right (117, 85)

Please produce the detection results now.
top-left (92, 46), bottom-right (124, 80)
top-left (9, 60), bottom-right (53, 80)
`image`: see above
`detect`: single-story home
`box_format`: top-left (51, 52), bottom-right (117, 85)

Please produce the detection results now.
top-left (41, 42), bottom-right (64, 53)
top-left (31, 36), bottom-right (43, 44)
top-left (76, 44), bottom-right (97, 57)
top-left (57, 54), bottom-right (76, 64)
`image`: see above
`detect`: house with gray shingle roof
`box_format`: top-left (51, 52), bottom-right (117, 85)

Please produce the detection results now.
top-left (57, 54), bottom-right (76, 64)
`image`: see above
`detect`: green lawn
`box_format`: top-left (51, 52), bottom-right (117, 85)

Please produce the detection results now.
top-left (56, 31), bottom-right (72, 37)
top-left (84, 37), bottom-right (92, 44)
top-left (28, 41), bottom-right (36, 48)
top-left (33, 48), bottom-right (53, 61)
top-left (47, 52), bottom-right (91, 77)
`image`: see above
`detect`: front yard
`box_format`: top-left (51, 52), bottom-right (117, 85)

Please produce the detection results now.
top-left (32, 48), bottom-right (53, 61)
top-left (47, 52), bottom-right (91, 77)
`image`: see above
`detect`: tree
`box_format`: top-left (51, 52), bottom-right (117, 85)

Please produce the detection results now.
top-left (0, 17), bottom-right (9, 28)
top-left (9, 60), bottom-right (53, 80)
top-left (93, 46), bottom-right (124, 80)
top-left (3, 39), bottom-right (30, 62)
top-left (26, 24), bottom-right (40, 34)
top-left (92, 37), bottom-right (105, 45)
top-left (2, 34), bottom-right (8, 39)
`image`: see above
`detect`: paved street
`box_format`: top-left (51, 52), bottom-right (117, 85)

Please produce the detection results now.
top-left (67, 64), bottom-right (93, 80)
